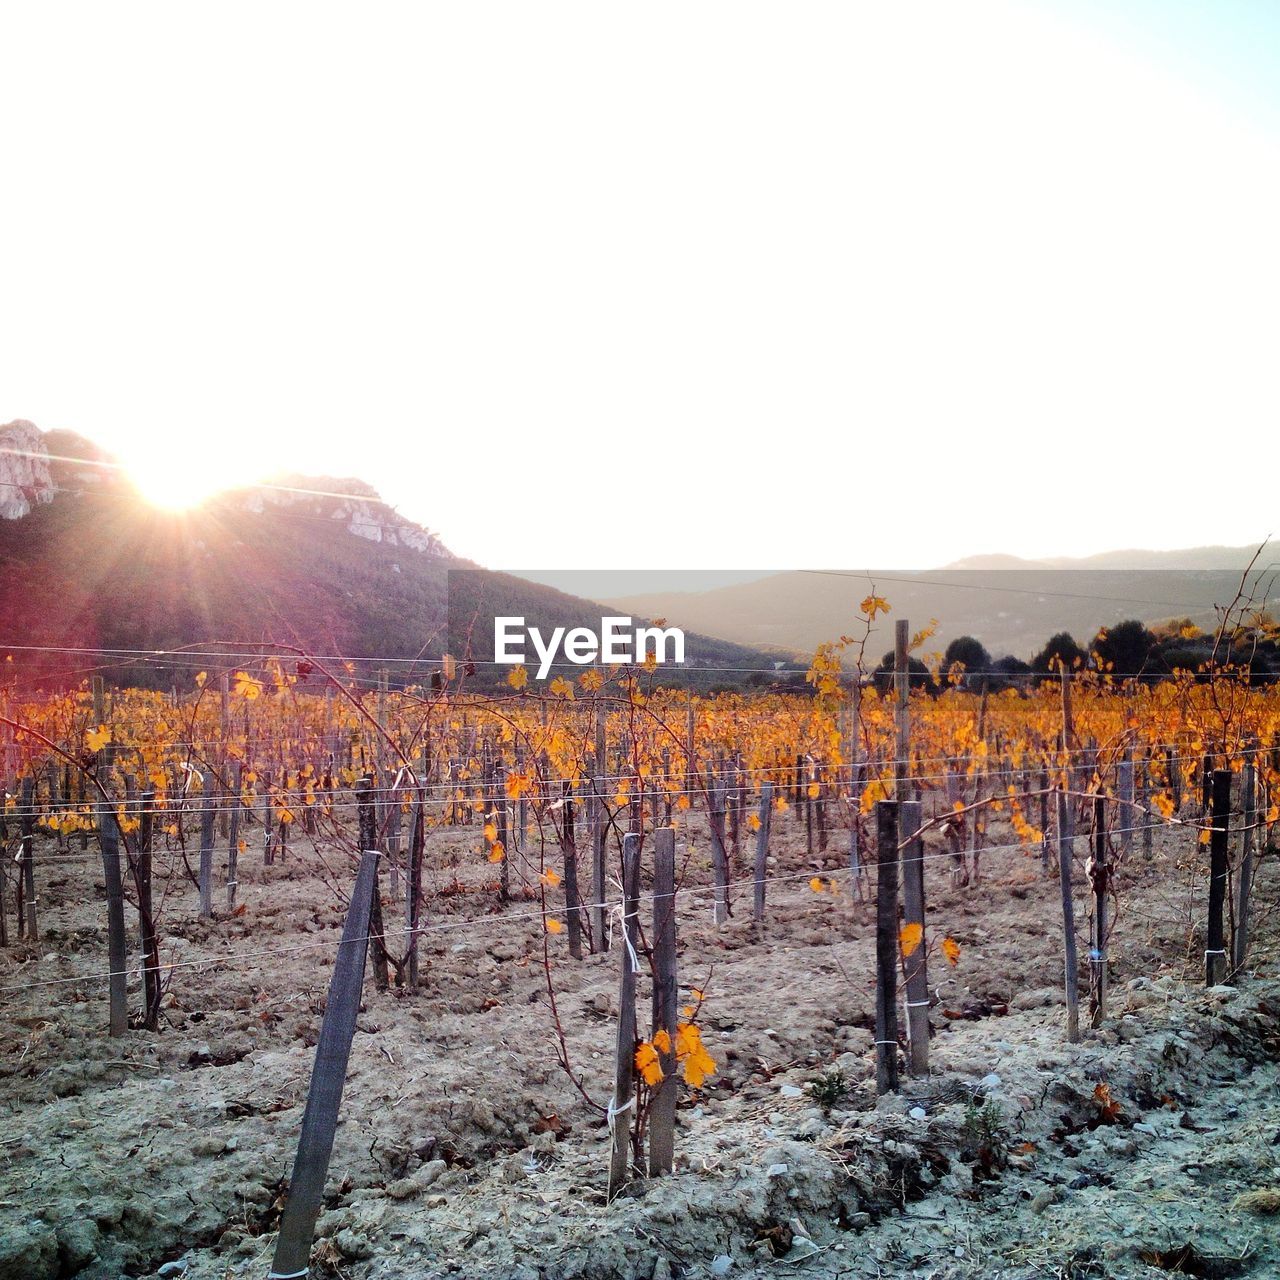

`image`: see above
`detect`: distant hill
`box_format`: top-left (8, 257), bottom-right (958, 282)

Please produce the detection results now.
top-left (606, 550), bottom-right (1272, 664)
top-left (0, 421), bottom-right (781, 690)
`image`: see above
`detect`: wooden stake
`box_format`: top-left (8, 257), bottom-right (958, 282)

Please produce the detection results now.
top-left (608, 832), bottom-right (641, 1199)
top-left (1206, 768), bottom-right (1231, 986)
top-left (562, 782), bottom-right (583, 960)
top-left (357, 776), bottom-right (389, 993)
top-left (874, 800), bottom-right (900, 1094)
top-left (1118, 753), bottom-right (1134, 859)
top-left (97, 800), bottom-right (129, 1037)
top-left (1088, 794), bottom-right (1108, 1027)
top-left (18, 778), bottom-right (35, 941)
top-left (406, 789), bottom-right (425, 989)
top-left (649, 827), bottom-right (678, 1176)
top-left (899, 799), bottom-right (929, 1077)
top-left (137, 792), bottom-right (161, 1030)
top-left (894, 620), bottom-right (910, 799)
top-left (1056, 789), bottom-right (1080, 1043)
top-left (752, 782), bottom-right (772, 922)
top-left (271, 850), bottom-right (378, 1280)
top-left (198, 788), bottom-right (216, 919)
top-left (708, 782), bottom-right (729, 924)
top-left (591, 774), bottom-right (608, 953)
top-left (1233, 761), bottom-right (1256, 972)
top-left (226, 768), bottom-right (242, 915)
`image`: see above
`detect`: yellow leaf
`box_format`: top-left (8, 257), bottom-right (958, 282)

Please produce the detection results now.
top-left (86, 725), bottom-right (111, 752)
top-left (941, 936), bottom-right (961, 967)
top-left (747, 813), bottom-right (761, 832)
top-left (483, 821), bottom-right (497, 844)
top-left (900, 922), bottom-right (924, 957)
top-left (549, 675), bottom-right (575, 699)
top-left (809, 876), bottom-right (825, 893)
top-left (806, 782), bottom-right (820, 799)
top-left (579, 668), bottom-right (603, 692)
top-left (488, 841), bottom-right (505, 863)
top-left (652, 1028), bottom-right (672, 1054)
top-left (233, 671), bottom-right (262, 700)
top-left (542, 867), bottom-right (562, 887)
top-left (860, 594), bottom-right (890, 620)
top-left (635, 1041), bottom-right (664, 1086)
top-left (507, 665), bottom-right (529, 690)
top-left (545, 917), bottom-right (563, 934)
top-left (194, 670), bottom-right (207, 688)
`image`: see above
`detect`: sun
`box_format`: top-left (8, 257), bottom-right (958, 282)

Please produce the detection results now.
top-left (125, 455), bottom-right (244, 511)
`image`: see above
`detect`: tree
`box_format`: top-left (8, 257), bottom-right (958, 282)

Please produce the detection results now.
top-left (943, 635), bottom-right (991, 675)
top-left (1092, 620), bottom-right (1158, 677)
top-left (872, 652), bottom-right (936, 696)
top-left (1032, 632), bottom-right (1087, 676)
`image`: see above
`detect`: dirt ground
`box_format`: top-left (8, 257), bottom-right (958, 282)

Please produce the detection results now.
top-left (2, 800), bottom-right (1279, 1280)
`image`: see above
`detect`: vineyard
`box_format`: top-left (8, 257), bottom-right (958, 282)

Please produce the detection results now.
top-left (2, 623), bottom-right (1280, 1280)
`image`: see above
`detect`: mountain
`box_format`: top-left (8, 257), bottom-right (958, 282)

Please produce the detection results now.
top-left (605, 551), bottom-right (1273, 664)
top-left (0, 422), bottom-right (782, 690)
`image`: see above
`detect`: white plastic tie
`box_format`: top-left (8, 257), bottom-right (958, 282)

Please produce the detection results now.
top-left (607, 901), bottom-right (641, 974)
top-left (606, 1093), bottom-right (635, 1136)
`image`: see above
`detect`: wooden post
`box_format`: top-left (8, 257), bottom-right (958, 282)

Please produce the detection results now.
top-left (495, 762), bottom-right (511, 904)
top-left (198, 786), bottom-right (216, 919)
top-left (752, 782), bottom-right (772, 921)
top-left (1056, 790), bottom-right (1080, 1043)
top-left (97, 800), bottom-right (129, 1037)
top-left (900, 799), bottom-right (929, 1077)
top-left (218, 673), bottom-right (231, 838)
top-left (608, 832), bottom-right (641, 1199)
top-left (386, 771), bottom-right (403, 903)
top-left (270, 850), bottom-right (378, 1280)
top-left (1233, 761), bottom-right (1256, 972)
top-left (591, 774), bottom-right (608, 953)
top-left (406, 789), bottom-right (425, 989)
top-left (1118, 753), bottom-right (1134, 859)
top-left (708, 782), bottom-right (729, 924)
top-left (226, 767), bottom-right (242, 915)
top-left (1205, 769), bottom-right (1232, 986)
top-left (137, 792), bottom-right (161, 1031)
top-left (19, 778), bottom-right (35, 940)
top-left (1139, 754), bottom-right (1154, 860)
top-left (894, 620), bottom-right (910, 799)
top-left (649, 827), bottom-right (678, 1176)
top-left (1039, 767), bottom-right (1051, 873)
top-left (874, 800), bottom-right (900, 1094)
top-left (357, 776), bottom-right (389, 993)
top-left (1088, 794), bottom-right (1108, 1027)
top-left (562, 782), bottom-right (583, 960)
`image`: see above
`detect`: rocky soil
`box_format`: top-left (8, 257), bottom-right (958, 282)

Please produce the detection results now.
top-left (2, 803), bottom-right (1278, 1279)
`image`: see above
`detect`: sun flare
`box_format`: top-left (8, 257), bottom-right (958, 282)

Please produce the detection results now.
top-left (125, 456), bottom-right (243, 511)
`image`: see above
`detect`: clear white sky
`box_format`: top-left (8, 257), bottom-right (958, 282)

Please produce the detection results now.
top-left (2, 1), bottom-right (1277, 569)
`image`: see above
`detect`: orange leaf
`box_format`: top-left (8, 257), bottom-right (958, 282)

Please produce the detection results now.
top-left (941, 936), bottom-right (961, 966)
top-left (899, 922), bottom-right (923, 958)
